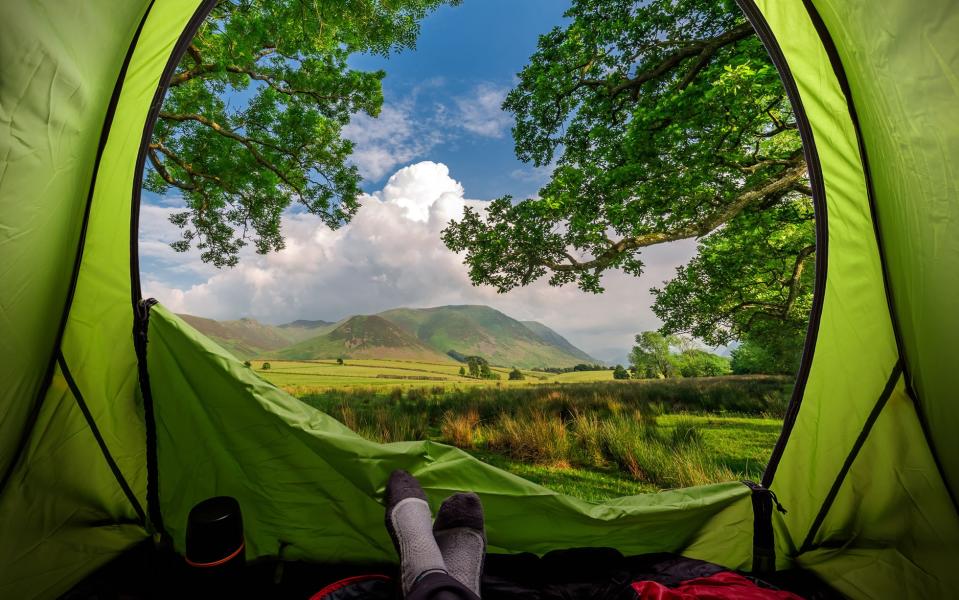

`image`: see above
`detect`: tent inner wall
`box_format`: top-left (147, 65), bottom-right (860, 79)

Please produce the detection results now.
top-left (0, 0), bottom-right (145, 489)
top-left (0, 1), bottom-right (205, 599)
top-left (811, 0), bottom-right (959, 507)
top-left (748, 0), bottom-right (959, 597)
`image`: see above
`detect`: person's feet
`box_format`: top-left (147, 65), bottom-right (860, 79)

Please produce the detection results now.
top-left (385, 470), bottom-right (448, 594)
top-left (433, 492), bottom-right (486, 596)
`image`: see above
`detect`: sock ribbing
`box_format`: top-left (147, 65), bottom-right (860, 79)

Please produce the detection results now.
top-left (390, 497), bottom-right (447, 594)
top-left (433, 492), bottom-right (486, 596)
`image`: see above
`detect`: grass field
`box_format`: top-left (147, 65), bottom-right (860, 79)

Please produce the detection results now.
top-left (252, 358), bottom-right (615, 392)
top-left (260, 360), bottom-right (791, 502)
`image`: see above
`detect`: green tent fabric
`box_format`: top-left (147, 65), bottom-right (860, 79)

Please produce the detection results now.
top-left (0, 0), bottom-right (956, 598)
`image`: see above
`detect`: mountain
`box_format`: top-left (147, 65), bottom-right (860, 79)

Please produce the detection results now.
top-left (280, 319), bottom-right (334, 331)
top-left (376, 305), bottom-right (598, 368)
top-left (274, 315), bottom-right (451, 362)
top-left (177, 314), bottom-right (331, 359)
top-left (180, 305), bottom-right (599, 368)
top-left (520, 320), bottom-right (597, 363)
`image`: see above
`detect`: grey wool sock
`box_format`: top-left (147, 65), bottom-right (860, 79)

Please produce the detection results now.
top-left (433, 492), bottom-right (486, 596)
top-left (385, 470), bottom-right (448, 595)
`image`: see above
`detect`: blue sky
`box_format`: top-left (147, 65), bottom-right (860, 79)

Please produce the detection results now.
top-left (139, 0), bottom-right (698, 363)
top-left (346, 0), bottom-right (569, 199)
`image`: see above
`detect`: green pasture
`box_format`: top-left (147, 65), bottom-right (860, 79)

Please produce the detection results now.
top-left (251, 358), bottom-right (608, 391)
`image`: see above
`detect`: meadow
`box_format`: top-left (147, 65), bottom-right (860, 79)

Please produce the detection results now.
top-left (256, 360), bottom-right (791, 502)
top-left (252, 358), bottom-right (615, 391)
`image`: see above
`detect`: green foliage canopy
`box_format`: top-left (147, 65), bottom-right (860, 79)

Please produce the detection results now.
top-left (146, 0), bottom-right (454, 267)
top-left (629, 331), bottom-right (730, 378)
top-left (671, 349), bottom-right (731, 377)
top-left (629, 331), bottom-right (677, 379)
top-left (442, 0), bottom-right (813, 362)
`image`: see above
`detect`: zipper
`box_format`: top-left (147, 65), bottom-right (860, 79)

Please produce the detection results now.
top-left (743, 480), bottom-right (786, 574)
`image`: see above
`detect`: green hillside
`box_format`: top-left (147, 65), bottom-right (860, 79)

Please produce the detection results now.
top-left (180, 305), bottom-right (599, 368)
top-left (274, 315), bottom-right (453, 362)
top-left (377, 305), bottom-right (597, 368)
top-left (520, 320), bottom-right (597, 363)
top-left (177, 314), bottom-right (332, 358)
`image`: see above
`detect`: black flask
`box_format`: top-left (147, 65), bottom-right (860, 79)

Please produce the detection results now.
top-left (184, 496), bottom-right (246, 595)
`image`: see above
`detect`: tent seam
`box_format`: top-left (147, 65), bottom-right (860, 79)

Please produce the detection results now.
top-left (734, 0), bottom-right (830, 490)
top-left (0, 0), bottom-right (157, 500)
top-left (129, 0), bottom-right (219, 539)
top-left (56, 352), bottom-right (148, 526)
top-left (798, 360), bottom-right (902, 553)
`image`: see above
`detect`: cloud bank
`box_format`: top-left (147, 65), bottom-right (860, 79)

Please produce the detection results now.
top-left (141, 161), bottom-right (696, 360)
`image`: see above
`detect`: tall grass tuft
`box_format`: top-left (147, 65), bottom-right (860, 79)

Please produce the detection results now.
top-left (484, 410), bottom-right (571, 466)
top-left (441, 408), bottom-right (481, 448)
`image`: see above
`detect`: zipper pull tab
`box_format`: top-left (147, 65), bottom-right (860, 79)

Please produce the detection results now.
top-left (769, 490), bottom-right (787, 514)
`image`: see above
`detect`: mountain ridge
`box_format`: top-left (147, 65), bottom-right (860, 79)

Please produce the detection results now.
top-left (177, 305), bottom-right (599, 368)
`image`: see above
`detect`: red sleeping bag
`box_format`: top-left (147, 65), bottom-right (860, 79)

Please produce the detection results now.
top-left (632, 571), bottom-right (805, 599)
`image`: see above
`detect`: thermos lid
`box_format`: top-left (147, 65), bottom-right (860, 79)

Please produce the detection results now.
top-left (185, 496), bottom-right (244, 566)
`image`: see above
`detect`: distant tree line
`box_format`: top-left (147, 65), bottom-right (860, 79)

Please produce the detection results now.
top-left (452, 355), bottom-right (501, 380)
top-left (531, 363), bottom-right (610, 374)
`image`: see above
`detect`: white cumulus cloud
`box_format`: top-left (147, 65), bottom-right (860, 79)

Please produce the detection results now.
top-left (140, 161), bottom-right (696, 358)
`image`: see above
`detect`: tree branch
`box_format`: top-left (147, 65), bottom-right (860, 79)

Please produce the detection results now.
top-left (222, 64), bottom-right (347, 104)
top-left (157, 111), bottom-right (303, 197)
top-left (783, 244), bottom-right (815, 315)
top-left (575, 22), bottom-right (755, 98)
top-left (147, 145), bottom-right (194, 191)
top-left (543, 159), bottom-right (808, 273)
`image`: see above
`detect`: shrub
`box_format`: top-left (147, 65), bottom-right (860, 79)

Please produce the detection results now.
top-left (261, 362), bottom-right (271, 370)
top-left (243, 360), bottom-right (251, 368)
top-left (612, 365), bottom-right (630, 379)
top-left (673, 350), bottom-right (731, 377)
top-left (508, 368), bottom-right (525, 381)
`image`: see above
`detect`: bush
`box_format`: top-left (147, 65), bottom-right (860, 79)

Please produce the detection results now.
top-left (612, 365), bottom-right (630, 379)
top-left (337, 357), bottom-right (344, 365)
top-left (673, 350), bottom-right (731, 377)
top-left (243, 360), bottom-right (251, 368)
top-left (508, 367), bottom-right (525, 381)
top-left (261, 362), bottom-right (271, 370)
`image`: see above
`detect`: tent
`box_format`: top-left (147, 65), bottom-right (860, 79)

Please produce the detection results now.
top-left (1, 0), bottom-right (956, 597)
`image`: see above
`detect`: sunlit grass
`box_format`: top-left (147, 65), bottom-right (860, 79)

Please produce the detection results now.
top-left (293, 380), bottom-right (788, 501)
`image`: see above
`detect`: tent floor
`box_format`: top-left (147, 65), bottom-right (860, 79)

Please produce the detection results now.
top-left (61, 541), bottom-right (840, 599)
